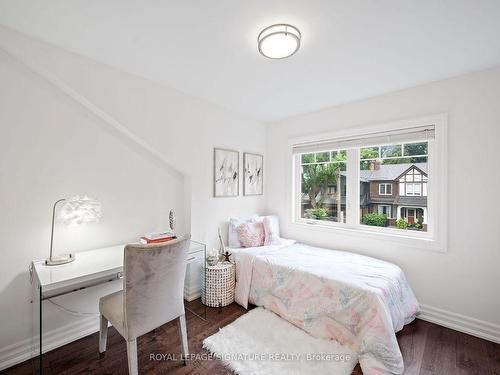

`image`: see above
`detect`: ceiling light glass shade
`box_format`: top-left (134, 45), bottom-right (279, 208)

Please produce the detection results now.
top-left (258, 24), bottom-right (301, 59)
top-left (58, 195), bottom-right (102, 225)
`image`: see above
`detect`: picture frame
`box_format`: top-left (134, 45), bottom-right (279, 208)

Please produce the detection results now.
top-left (243, 152), bottom-right (263, 196)
top-left (213, 148), bottom-right (239, 197)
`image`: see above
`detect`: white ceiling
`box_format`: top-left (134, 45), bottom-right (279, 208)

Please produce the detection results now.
top-left (1, 0), bottom-right (500, 122)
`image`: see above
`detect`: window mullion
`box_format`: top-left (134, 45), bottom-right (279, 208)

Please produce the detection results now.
top-left (294, 154), bottom-right (301, 221)
top-left (346, 149), bottom-right (359, 226)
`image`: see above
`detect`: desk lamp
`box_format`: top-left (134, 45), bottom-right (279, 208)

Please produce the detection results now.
top-left (46, 195), bottom-right (102, 266)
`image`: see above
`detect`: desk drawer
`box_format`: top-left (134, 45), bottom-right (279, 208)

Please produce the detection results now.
top-left (186, 249), bottom-right (204, 263)
top-left (184, 250), bottom-right (204, 301)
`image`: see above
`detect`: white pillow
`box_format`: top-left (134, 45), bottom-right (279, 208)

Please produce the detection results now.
top-left (260, 215), bottom-right (281, 245)
top-left (228, 215), bottom-right (258, 248)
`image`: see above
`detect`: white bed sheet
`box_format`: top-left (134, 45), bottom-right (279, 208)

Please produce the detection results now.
top-left (231, 240), bottom-right (420, 375)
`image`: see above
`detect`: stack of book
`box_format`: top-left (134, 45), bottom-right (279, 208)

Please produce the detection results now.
top-left (140, 231), bottom-right (177, 244)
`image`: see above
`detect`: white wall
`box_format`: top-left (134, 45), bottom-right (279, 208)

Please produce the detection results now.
top-left (266, 67), bottom-right (500, 333)
top-left (1, 24), bottom-right (499, 370)
top-left (0, 27), bottom-right (266, 368)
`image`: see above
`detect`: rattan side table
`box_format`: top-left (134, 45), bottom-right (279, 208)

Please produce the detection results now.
top-left (202, 262), bottom-right (235, 307)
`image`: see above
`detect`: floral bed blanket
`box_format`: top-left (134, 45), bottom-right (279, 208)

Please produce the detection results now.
top-left (233, 241), bottom-right (420, 374)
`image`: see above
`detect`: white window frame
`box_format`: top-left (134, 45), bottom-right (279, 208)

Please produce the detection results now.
top-left (379, 183), bottom-right (392, 195)
top-left (378, 204), bottom-right (392, 218)
top-left (288, 114), bottom-right (448, 253)
top-left (406, 183), bottom-right (422, 196)
top-left (406, 183), bottom-right (414, 195)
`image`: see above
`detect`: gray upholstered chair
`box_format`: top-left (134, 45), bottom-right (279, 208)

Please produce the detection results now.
top-left (98, 235), bottom-right (191, 375)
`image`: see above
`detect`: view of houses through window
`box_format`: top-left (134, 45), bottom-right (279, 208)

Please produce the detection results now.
top-left (299, 141), bottom-right (429, 232)
top-left (359, 141), bottom-right (428, 232)
top-left (300, 150), bottom-right (347, 223)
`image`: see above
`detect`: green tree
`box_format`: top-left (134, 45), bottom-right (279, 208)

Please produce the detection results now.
top-left (360, 147), bottom-right (380, 170)
top-left (302, 162), bottom-right (341, 209)
top-left (404, 142), bottom-right (427, 156)
top-left (360, 147), bottom-right (379, 160)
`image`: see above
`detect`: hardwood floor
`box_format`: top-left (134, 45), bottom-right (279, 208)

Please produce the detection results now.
top-left (2, 299), bottom-right (498, 375)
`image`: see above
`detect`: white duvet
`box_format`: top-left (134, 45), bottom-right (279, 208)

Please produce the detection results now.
top-left (231, 241), bottom-right (420, 375)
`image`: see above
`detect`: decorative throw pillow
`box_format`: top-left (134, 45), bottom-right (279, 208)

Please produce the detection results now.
top-left (228, 215), bottom-right (258, 248)
top-left (236, 222), bottom-right (265, 248)
top-left (261, 215), bottom-right (281, 245)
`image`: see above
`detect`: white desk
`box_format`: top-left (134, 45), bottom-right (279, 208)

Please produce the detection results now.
top-left (30, 240), bottom-right (206, 374)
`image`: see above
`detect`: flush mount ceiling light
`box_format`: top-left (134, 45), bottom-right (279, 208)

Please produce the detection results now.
top-left (258, 24), bottom-right (301, 59)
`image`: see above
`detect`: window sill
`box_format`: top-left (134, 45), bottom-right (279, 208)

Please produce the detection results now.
top-left (291, 220), bottom-right (446, 253)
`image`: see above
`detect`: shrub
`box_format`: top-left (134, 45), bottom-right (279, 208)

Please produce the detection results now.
top-left (362, 213), bottom-right (387, 227)
top-left (312, 208), bottom-right (328, 220)
top-left (396, 218), bottom-right (408, 229)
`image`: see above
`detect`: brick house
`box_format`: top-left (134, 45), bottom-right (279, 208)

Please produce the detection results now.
top-left (359, 162), bottom-right (428, 228)
top-left (302, 162), bottom-right (428, 228)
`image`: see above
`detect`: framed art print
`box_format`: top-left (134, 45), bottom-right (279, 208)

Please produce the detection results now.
top-left (214, 148), bottom-right (239, 197)
top-left (243, 152), bottom-right (263, 195)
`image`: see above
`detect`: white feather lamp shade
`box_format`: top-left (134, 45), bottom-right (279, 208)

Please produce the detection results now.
top-left (58, 195), bottom-right (102, 226)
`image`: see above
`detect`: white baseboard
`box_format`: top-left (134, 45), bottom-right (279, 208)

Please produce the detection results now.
top-left (2, 303), bottom-right (499, 371)
top-left (0, 316), bottom-right (99, 371)
top-left (418, 304), bottom-right (500, 343)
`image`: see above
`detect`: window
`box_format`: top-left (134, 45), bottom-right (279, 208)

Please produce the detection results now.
top-left (379, 183), bottom-right (392, 195)
top-left (299, 151), bottom-right (347, 222)
top-left (291, 115), bottom-right (447, 251)
top-left (405, 183), bottom-right (422, 196)
top-left (378, 205), bottom-right (392, 217)
top-left (360, 140), bottom-right (428, 231)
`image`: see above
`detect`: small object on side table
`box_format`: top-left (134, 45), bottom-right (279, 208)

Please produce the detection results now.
top-left (222, 251), bottom-right (232, 262)
top-left (207, 248), bottom-right (219, 266)
top-left (207, 256), bottom-right (219, 266)
top-left (217, 227), bottom-right (231, 262)
top-left (202, 262), bottom-right (235, 308)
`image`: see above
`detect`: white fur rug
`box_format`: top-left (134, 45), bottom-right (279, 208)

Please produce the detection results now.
top-left (203, 307), bottom-right (358, 375)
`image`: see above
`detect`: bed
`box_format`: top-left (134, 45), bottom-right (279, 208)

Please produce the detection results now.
top-left (231, 239), bottom-right (420, 375)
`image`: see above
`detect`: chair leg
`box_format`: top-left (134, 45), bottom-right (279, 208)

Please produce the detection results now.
top-left (99, 315), bottom-right (108, 358)
top-left (177, 314), bottom-right (189, 365)
top-left (126, 339), bottom-right (138, 375)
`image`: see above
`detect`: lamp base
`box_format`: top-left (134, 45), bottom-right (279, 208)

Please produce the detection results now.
top-left (45, 253), bottom-right (75, 266)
